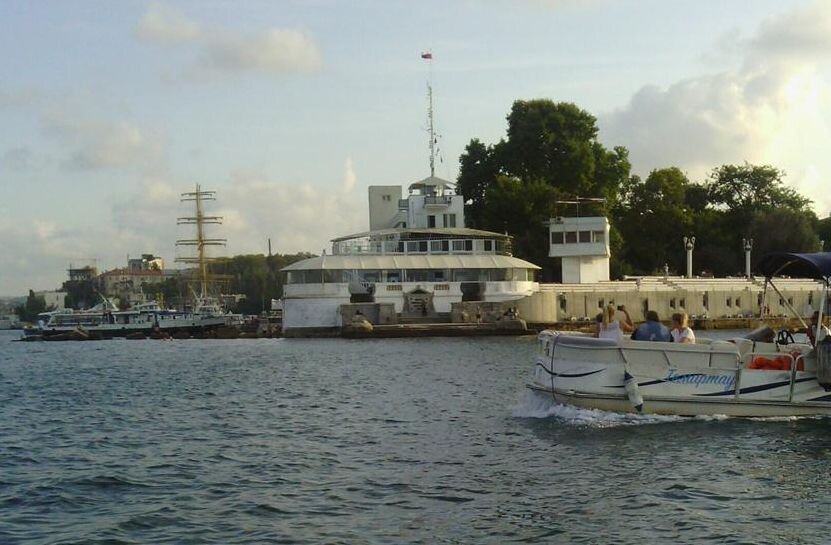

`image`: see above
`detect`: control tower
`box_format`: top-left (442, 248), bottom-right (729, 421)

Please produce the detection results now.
top-left (549, 216), bottom-right (610, 283)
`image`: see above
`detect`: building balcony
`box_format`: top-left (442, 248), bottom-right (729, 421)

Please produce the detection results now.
top-left (424, 195), bottom-right (452, 207)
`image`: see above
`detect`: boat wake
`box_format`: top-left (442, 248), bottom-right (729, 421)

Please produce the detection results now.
top-left (511, 389), bottom-right (698, 428)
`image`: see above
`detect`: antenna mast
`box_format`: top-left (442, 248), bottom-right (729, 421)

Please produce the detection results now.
top-left (176, 184), bottom-right (226, 300)
top-left (428, 82), bottom-right (436, 178)
top-left (422, 50), bottom-right (436, 178)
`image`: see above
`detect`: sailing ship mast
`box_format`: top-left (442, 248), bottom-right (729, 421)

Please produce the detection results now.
top-left (176, 184), bottom-right (226, 300)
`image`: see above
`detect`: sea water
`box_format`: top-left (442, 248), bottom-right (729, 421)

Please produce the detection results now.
top-left (2, 330), bottom-right (831, 544)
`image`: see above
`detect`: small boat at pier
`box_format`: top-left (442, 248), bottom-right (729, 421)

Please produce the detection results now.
top-left (528, 251), bottom-right (831, 417)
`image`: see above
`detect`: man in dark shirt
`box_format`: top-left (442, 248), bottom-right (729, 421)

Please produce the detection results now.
top-left (632, 310), bottom-right (672, 341)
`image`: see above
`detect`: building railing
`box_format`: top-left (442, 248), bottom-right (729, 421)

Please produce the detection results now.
top-left (332, 238), bottom-right (512, 256)
top-left (424, 195), bottom-right (452, 206)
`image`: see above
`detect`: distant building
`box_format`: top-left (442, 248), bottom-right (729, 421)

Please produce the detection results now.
top-left (35, 290), bottom-right (66, 311)
top-left (549, 216), bottom-right (610, 284)
top-left (68, 265), bottom-right (97, 283)
top-left (128, 254), bottom-right (164, 273)
top-left (98, 268), bottom-right (164, 306)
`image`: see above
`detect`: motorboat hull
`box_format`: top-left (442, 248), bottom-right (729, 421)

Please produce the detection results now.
top-left (529, 332), bottom-right (831, 417)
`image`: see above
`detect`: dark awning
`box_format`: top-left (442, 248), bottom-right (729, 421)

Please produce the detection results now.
top-left (758, 252), bottom-right (831, 281)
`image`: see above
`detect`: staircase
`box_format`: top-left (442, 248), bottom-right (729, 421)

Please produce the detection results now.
top-left (398, 312), bottom-right (451, 325)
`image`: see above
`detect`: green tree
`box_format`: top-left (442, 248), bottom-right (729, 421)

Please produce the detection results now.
top-left (16, 290), bottom-right (46, 322)
top-left (208, 252), bottom-right (314, 314)
top-left (457, 100), bottom-right (630, 279)
top-left (614, 168), bottom-right (695, 274)
top-left (818, 216), bottom-right (831, 251)
top-left (750, 209), bottom-right (820, 259)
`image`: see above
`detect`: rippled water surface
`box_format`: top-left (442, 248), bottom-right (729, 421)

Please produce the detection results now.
top-left (3, 330), bottom-right (831, 544)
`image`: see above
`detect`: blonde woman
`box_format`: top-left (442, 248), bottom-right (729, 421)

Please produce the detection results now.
top-left (671, 312), bottom-right (696, 344)
top-left (596, 304), bottom-right (633, 341)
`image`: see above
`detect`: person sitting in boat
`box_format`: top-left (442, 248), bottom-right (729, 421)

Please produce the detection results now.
top-left (632, 310), bottom-right (671, 342)
top-left (808, 311), bottom-right (830, 347)
top-left (670, 312), bottom-right (696, 344)
top-left (596, 304), bottom-right (633, 341)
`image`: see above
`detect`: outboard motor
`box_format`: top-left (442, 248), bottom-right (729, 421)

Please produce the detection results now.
top-left (816, 337), bottom-right (831, 389)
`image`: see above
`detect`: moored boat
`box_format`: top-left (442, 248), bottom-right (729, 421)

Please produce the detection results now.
top-left (528, 251), bottom-right (831, 417)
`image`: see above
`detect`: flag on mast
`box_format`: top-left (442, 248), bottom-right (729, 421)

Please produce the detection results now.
top-left (421, 51), bottom-right (432, 59)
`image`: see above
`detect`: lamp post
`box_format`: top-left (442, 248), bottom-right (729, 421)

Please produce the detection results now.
top-left (742, 238), bottom-right (753, 279)
top-left (683, 236), bottom-right (696, 278)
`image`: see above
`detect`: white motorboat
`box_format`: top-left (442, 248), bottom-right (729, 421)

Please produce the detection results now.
top-left (528, 251), bottom-right (831, 417)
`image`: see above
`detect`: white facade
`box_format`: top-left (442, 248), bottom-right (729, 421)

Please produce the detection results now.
top-left (368, 186), bottom-right (403, 231)
top-left (368, 176), bottom-right (465, 231)
top-left (281, 231), bottom-right (539, 332)
top-left (549, 216), bottom-right (610, 283)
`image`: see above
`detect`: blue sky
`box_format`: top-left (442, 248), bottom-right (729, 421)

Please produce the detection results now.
top-left (1, 0), bottom-right (830, 295)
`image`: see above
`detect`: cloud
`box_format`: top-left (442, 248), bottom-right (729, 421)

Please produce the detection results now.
top-left (1, 147), bottom-right (35, 172)
top-left (599, 1), bottom-right (831, 216)
top-left (745, 3), bottom-right (831, 65)
top-left (136, 3), bottom-right (321, 77)
top-left (201, 29), bottom-right (321, 75)
top-left (217, 173), bottom-right (366, 255)
top-left (136, 2), bottom-right (201, 44)
top-left (41, 110), bottom-right (164, 172)
top-left (343, 157), bottom-right (357, 192)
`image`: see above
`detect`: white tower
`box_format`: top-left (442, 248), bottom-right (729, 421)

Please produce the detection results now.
top-left (549, 216), bottom-right (610, 283)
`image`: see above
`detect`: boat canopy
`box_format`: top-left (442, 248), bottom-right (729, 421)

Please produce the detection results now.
top-left (758, 252), bottom-right (831, 282)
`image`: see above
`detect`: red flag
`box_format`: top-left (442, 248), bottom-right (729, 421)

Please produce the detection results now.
top-left (421, 52), bottom-right (432, 59)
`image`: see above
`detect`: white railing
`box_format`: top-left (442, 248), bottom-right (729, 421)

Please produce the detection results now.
top-left (332, 238), bottom-right (509, 256)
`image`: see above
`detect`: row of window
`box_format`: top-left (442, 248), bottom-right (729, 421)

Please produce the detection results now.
top-left (333, 238), bottom-right (508, 255)
top-left (426, 213), bottom-right (457, 228)
top-left (286, 268), bottom-right (535, 284)
top-left (550, 230), bottom-right (605, 245)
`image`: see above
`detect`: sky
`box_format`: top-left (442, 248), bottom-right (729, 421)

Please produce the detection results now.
top-left (2, 0), bottom-right (831, 295)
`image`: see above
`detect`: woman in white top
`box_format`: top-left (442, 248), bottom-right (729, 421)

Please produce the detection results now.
top-left (596, 304), bottom-right (633, 341)
top-left (671, 312), bottom-right (695, 344)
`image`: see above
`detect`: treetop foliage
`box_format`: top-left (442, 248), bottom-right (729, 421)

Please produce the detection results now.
top-left (458, 100), bottom-right (827, 279)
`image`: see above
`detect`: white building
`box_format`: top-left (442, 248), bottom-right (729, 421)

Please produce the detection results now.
top-left (549, 216), bottom-right (610, 284)
top-left (282, 180), bottom-right (539, 333)
top-left (369, 176), bottom-right (465, 231)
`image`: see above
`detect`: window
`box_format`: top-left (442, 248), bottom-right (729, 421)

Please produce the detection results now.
top-left (428, 215), bottom-right (436, 228)
top-left (679, 298), bottom-right (685, 308)
top-left (579, 231), bottom-right (591, 243)
top-left (593, 231), bottom-right (605, 243)
top-left (430, 270), bottom-right (446, 282)
top-left (736, 297), bottom-right (741, 308)
top-left (443, 214), bottom-right (457, 228)
top-left (726, 297), bottom-right (732, 307)
top-left (484, 240), bottom-right (493, 252)
top-left (551, 232), bottom-right (564, 244)
top-left (452, 239), bottom-right (473, 252)
top-left (559, 295), bottom-right (567, 311)
top-left (382, 194), bottom-right (391, 202)
top-left (385, 270), bottom-right (401, 283)
top-left (565, 232), bottom-right (577, 243)
top-left (670, 297), bottom-right (676, 309)
top-left (598, 299), bottom-right (605, 309)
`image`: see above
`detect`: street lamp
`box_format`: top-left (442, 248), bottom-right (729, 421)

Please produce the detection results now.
top-left (742, 238), bottom-right (753, 279)
top-left (683, 236), bottom-right (696, 278)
